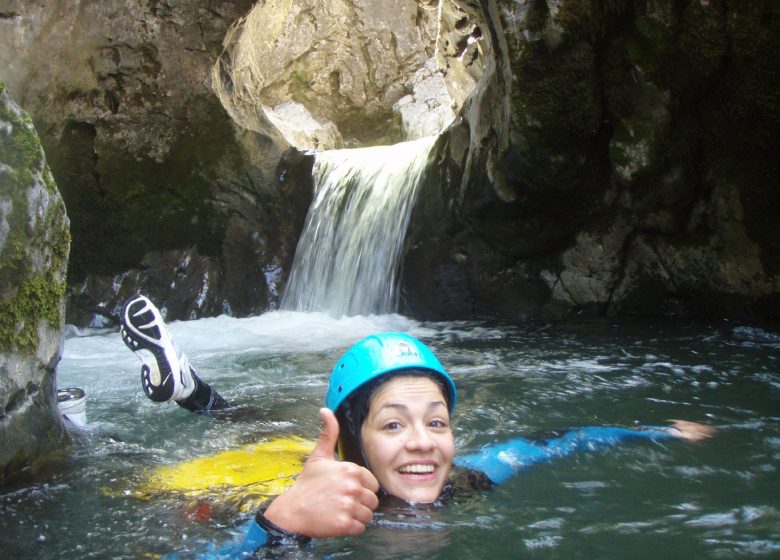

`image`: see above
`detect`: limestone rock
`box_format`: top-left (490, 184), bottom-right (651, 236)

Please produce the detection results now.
top-left (212, 0), bottom-right (447, 147)
top-left (393, 58), bottom-right (457, 140)
top-left (403, 0), bottom-right (780, 320)
top-left (0, 0), bottom-right (315, 324)
top-left (2, 0), bottom-right (777, 325)
top-left (263, 101), bottom-right (343, 152)
top-left (0, 83), bottom-right (71, 483)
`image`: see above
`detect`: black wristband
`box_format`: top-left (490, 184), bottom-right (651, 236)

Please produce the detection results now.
top-left (254, 505), bottom-right (312, 547)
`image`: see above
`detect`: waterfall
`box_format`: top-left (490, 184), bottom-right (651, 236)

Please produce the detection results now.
top-left (281, 136), bottom-right (437, 317)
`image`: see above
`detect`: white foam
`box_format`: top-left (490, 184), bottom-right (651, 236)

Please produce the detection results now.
top-left (164, 310), bottom-right (419, 354)
top-left (62, 310), bottom-right (421, 367)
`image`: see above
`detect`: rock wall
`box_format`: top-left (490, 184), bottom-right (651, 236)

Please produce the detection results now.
top-left (404, 0), bottom-right (780, 321)
top-left (0, 83), bottom-right (71, 483)
top-left (1, 0), bottom-right (777, 325)
top-left (0, 0), bottom-right (312, 325)
top-left (212, 0), bottom-right (454, 148)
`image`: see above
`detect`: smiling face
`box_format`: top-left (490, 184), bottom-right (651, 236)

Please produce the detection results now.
top-left (360, 375), bottom-right (455, 504)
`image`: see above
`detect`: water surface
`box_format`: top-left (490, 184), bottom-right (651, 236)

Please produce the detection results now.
top-left (2, 313), bottom-right (778, 559)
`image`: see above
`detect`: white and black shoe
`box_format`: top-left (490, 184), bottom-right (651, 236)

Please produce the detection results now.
top-left (120, 295), bottom-right (196, 403)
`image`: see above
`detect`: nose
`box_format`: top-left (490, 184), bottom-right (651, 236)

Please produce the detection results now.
top-left (404, 422), bottom-right (436, 452)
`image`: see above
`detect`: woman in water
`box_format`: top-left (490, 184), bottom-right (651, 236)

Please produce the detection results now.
top-left (119, 294), bottom-right (714, 553)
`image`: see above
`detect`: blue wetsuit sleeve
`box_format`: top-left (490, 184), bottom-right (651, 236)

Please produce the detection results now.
top-left (178, 504), bottom-right (308, 559)
top-left (454, 426), bottom-right (676, 485)
top-left (179, 519), bottom-right (267, 560)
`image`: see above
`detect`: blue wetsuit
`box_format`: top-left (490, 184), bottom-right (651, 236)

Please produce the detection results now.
top-left (192, 425), bottom-right (677, 558)
top-left (454, 425), bottom-right (674, 484)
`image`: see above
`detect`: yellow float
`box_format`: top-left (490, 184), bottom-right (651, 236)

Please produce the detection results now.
top-left (129, 437), bottom-right (314, 513)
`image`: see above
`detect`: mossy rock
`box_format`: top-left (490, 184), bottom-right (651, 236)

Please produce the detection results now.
top-left (0, 85), bottom-right (70, 484)
top-left (0, 86), bottom-right (70, 355)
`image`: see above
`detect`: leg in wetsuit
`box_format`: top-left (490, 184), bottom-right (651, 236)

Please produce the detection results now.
top-left (120, 294), bottom-right (230, 413)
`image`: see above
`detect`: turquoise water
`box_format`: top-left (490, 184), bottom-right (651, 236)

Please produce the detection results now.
top-left (2, 313), bottom-right (779, 559)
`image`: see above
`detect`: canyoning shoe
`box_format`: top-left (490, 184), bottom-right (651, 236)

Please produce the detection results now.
top-left (120, 295), bottom-right (196, 403)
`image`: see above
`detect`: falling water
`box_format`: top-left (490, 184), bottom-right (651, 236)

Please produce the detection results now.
top-left (281, 136), bottom-right (437, 317)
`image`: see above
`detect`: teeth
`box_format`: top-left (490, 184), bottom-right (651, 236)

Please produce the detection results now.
top-left (399, 464), bottom-right (434, 474)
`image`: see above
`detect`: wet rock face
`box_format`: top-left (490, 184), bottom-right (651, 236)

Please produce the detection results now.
top-left (212, 0), bottom-right (449, 148)
top-left (1, 0), bottom-right (777, 325)
top-left (0, 84), bottom-right (71, 483)
top-left (0, 0), bottom-right (315, 325)
top-left (0, 0), bottom-right (475, 325)
top-left (405, 0), bottom-right (780, 321)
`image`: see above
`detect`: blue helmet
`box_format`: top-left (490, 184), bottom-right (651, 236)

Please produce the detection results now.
top-left (326, 332), bottom-right (456, 414)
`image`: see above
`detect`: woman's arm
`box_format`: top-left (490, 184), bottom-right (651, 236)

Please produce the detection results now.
top-left (454, 421), bottom-right (713, 485)
top-left (189, 408), bottom-right (378, 558)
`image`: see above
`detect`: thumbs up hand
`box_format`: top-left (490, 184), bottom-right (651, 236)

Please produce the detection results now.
top-left (263, 408), bottom-right (380, 538)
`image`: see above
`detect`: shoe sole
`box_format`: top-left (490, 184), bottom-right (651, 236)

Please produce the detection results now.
top-left (121, 296), bottom-right (179, 402)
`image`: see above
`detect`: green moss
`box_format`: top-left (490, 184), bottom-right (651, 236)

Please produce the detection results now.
top-left (0, 271), bottom-right (66, 354)
top-left (0, 236), bottom-right (29, 283)
top-left (0, 99), bottom-right (43, 172)
top-left (0, 192), bottom-right (69, 352)
top-left (0, 87), bottom-right (60, 198)
top-left (0, 90), bottom-right (69, 353)
top-left (289, 69), bottom-right (310, 94)
top-left (42, 166), bottom-right (57, 195)
top-left (46, 200), bottom-right (71, 273)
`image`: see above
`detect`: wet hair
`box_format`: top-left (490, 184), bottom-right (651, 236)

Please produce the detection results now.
top-left (334, 368), bottom-right (453, 468)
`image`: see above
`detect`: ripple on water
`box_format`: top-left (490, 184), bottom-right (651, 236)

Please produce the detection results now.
top-left (19, 317), bottom-right (778, 558)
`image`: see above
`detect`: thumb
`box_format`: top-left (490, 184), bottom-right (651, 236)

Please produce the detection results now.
top-left (307, 407), bottom-right (340, 462)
